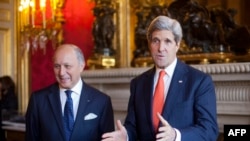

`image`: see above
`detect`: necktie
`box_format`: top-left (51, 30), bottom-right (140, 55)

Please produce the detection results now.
top-left (153, 70), bottom-right (165, 131)
top-left (64, 90), bottom-right (74, 141)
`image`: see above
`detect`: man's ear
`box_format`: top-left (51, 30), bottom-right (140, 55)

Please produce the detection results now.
top-left (175, 42), bottom-right (180, 52)
top-left (81, 62), bottom-right (85, 71)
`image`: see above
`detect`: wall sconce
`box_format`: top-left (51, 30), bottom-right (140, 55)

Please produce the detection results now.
top-left (18, 0), bottom-right (66, 55)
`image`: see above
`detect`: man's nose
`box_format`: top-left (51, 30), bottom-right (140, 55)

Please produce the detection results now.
top-left (59, 66), bottom-right (66, 75)
top-left (158, 42), bottom-right (166, 51)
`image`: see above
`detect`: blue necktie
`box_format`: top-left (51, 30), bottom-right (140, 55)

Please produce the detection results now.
top-left (64, 90), bottom-right (74, 141)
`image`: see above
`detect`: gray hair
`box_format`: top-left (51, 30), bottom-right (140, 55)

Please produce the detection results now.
top-left (147, 16), bottom-right (183, 44)
top-left (73, 45), bottom-right (85, 64)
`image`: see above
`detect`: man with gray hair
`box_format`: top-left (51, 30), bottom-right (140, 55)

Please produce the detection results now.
top-left (102, 16), bottom-right (218, 141)
top-left (26, 44), bottom-right (114, 141)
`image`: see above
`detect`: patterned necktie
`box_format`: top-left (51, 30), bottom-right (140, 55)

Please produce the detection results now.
top-left (64, 90), bottom-right (74, 141)
top-left (153, 70), bottom-right (165, 131)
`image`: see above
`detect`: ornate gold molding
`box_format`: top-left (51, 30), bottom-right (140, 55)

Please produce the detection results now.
top-left (0, 0), bottom-right (10, 3)
top-left (129, 0), bottom-right (167, 7)
top-left (54, 0), bottom-right (66, 45)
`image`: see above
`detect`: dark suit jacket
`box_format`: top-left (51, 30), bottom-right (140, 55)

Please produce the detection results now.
top-left (124, 59), bottom-right (219, 141)
top-left (25, 80), bottom-right (114, 141)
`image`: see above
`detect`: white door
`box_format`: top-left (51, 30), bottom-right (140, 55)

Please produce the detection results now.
top-left (0, 0), bottom-right (17, 81)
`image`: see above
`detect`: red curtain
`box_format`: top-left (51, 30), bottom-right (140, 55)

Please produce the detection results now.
top-left (31, 0), bottom-right (95, 92)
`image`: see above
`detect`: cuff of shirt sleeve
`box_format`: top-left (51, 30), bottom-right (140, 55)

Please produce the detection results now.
top-left (174, 128), bottom-right (181, 141)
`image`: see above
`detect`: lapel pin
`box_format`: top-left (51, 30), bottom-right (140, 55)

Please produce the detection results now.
top-left (178, 80), bottom-right (183, 83)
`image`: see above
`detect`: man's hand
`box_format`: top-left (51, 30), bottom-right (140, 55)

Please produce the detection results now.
top-left (156, 113), bottom-right (176, 141)
top-left (102, 120), bottom-right (127, 141)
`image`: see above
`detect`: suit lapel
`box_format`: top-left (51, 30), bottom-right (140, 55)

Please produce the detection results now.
top-left (143, 68), bottom-right (157, 135)
top-left (71, 81), bottom-right (89, 139)
top-left (47, 84), bottom-right (66, 139)
top-left (162, 60), bottom-right (188, 119)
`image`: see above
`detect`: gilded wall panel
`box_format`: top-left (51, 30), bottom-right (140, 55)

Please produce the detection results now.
top-left (0, 28), bottom-right (11, 75)
top-left (0, 0), bottom-right (10, 3)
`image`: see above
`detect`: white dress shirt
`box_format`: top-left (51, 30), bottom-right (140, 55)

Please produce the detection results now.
top-left (153, 59), bottom-right (176, 100)
top-left (154, 58), bottom-right (181, 141)
top-left (60, 79), bottom-right (82, 120)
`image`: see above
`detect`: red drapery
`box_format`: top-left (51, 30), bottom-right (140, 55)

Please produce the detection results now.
top-left (31, 0), bottom-right (95, 92)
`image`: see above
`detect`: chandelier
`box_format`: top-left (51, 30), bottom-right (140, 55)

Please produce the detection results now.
top-left (18, 0), bottom-right (66, 55)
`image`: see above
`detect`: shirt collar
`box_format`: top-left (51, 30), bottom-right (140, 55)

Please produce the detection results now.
top-left (155, 58), bottom-right (177, 78)
top-left (60, 78), bottom-right (82, 95)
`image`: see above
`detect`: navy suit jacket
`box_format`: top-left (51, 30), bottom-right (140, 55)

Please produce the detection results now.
top-left (124, 59), bottom-right (219, 141)
top-left (25, 80), bottom-right (114, 141)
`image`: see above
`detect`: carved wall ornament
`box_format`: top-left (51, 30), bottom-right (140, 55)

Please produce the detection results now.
top-left (131, 0), bottom-right (250, 67)
top-left (88, 0), bottom-right (117, 69)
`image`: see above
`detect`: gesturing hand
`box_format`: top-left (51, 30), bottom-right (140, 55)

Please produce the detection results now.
top-left (156, 113), bottom-right (176, 141)
top-left (102, 120), bottom-right (127, 141)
